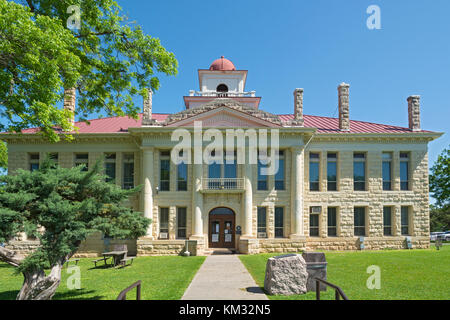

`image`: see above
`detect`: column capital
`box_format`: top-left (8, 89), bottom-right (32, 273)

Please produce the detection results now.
top-left (141, 146), bottom-right (155, 152)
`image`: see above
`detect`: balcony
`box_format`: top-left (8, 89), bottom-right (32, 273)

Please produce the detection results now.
top-left (189, 91), bottom-right (256, 98)
top-left (201, 178), bottom-right (245, 193)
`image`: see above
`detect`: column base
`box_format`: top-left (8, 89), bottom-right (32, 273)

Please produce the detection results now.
top-left (289, 234), bottom-right (306, 241)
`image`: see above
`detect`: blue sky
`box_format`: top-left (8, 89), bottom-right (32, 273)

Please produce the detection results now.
top-left (118, 0), bottom-right (449, 166)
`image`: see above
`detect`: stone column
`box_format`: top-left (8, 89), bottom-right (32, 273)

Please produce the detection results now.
top-left (142, 148), bottom-right (154, 238)
top-left (243, 161), bottom-right (253, 236)
top-left (192, 163), bottom-right (204, 237)
top-left (290, 147), bottom-right (304, 237)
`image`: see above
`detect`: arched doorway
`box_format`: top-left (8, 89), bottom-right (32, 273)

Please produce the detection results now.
top-left (209, 207), bottom-right (235, 248)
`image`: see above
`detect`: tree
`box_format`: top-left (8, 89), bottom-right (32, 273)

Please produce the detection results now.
top-left (0, 157), bottom-right (150, 300)
top-left (0, 0), bottom-right (177, 147)
top-left (430, 146), bottom-right (450, 209)
top-left (429, 146), bottom-right (450, 232)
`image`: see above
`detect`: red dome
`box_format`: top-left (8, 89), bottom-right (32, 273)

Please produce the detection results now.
top-left (209, 56), bottom-right (236, 71)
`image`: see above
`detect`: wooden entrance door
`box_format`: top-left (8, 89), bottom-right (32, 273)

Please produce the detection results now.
top-left (209, 207), bottom-right (235, 248)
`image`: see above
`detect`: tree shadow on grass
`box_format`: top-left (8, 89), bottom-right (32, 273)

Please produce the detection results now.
top-left (0, 290), bottom-right (20, 300)
top-left (53, 289), bottom-right (104, 300)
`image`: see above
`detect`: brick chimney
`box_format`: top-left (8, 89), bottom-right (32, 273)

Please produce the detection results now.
top-left (338, 83), bottom-right (350, 131)
top-left (292, 88), bottom-right (304, 126)
top-left (142, 88), bottom-right (157, 126)
top-left (63, 88), bottom-right (76, 127)
top-left (407, 95), bottom-right (421, 131)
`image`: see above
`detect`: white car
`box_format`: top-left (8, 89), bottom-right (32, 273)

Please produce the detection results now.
top-left (430, 232), bottom-right (445, 241)
top-left (443, 231), bottom-right (450, 241)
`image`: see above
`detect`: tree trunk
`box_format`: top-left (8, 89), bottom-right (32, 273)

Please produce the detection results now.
top-left (16, 264), bottom-right (63, 300)
top-left (0, 246), bottom-right (65, 300)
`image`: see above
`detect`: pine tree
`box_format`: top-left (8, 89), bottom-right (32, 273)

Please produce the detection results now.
top-left (0, 156), bottom-right (150, 300)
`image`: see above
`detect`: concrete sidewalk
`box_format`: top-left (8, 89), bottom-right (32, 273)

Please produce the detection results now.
top-left (182, 255), bottom-right (268, 300)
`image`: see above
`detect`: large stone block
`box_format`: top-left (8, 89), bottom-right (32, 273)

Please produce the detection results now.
top-left (264, 254), bottom-right (308, 295)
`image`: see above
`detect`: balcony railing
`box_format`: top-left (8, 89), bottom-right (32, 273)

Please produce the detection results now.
top-left (189, 91), bottom-right (256, 98)
top-left (202, 178), bottom-right (245, 191)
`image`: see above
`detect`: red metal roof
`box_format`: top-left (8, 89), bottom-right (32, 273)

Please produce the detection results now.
top-left (209, 56), bottom-right (236, 71)
top-left (17, 113), bottom-right (426, 134)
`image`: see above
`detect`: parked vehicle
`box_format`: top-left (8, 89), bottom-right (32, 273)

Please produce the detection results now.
top-left (443, 231), bottom-right (450, 241)
top-left (430, 232), bottom-right (445, 241)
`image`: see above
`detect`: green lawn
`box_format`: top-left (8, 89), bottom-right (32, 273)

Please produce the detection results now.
top-left (239, 247), bottom-right (450, 300)
top-left (0, 256), bottom-right (205, 300)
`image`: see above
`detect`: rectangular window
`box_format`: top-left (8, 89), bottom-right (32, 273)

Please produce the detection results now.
top-left (29, 153), bottom-right (40, 171)
top-left (75, 153), bottom-right (89, 171)
top-left (354, 207), bottom-right (366, 236)
top-left (160, 151), bottom-right (170, 191)
top-left (327, 153), bottom-right (337, 191)
top-left (309, 209), bottom-right (320, 237)
top-left (104, 153), bottom-right (116, 183)
top-left (309, 153), bottom-right (320, 191)
top-left (177, 207), bottom-right (187, 239)
top-left (353, 153), bottom-right (366, 191)
top-left (257, 156), bottom-right (268, 191)
top-left (382, 152), bottom-right (392, 191)
top-left (400, 153), bottom-right (410, 191)
top-left (401, 206), bottom-right (410, 235)
top-left (327, 207), bottom-right (337, 237)
top-left (159, 208), bottom-right (169, 238)
top-left (257, 207), bottom-right (267, 238)
top-left (275, 151), bottom-right (285, 190)
top-left (275, 207), bottom-right (284, 238)
top-left (177, 151), bottom-right (188, 192)
top-left (122, 153), bottom-right (134, 190)
top-left (383, 206), bottom-right (392, 236)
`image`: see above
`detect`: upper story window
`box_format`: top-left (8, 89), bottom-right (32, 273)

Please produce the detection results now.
top-left (327, 153), bottom-right (337, 191)
top-left (122, 153), bottom-right (134, 190)
top-left (400, 152), bottom-right (410, 190)
top-left (353, 153), bottom-right (366, 191)
top-left (160, 151), bottom-right (170, 191)
top-left (275, 150), bottom-right (285, 190)
top-left (29, 153), bottom-right (39, 171)
top-left (309, 153), bottom-right (320, 191)
top-left (257, 153), bottom-right (268, 191)
top-left (216, 84), bottom-right (229, 92)
top-left (104, 153), bottom-right (116, 183)
top-left (75, 153), bottom-right (89, 171)
top-left (177, 150), bottom-right (188, 191)
top-left (382, 152), bottom-right (393, 191)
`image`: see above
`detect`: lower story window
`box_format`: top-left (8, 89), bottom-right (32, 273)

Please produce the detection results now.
top-left (310, 214), bottom-right (320, 237)
top-left (274, 207), bottom-right (284, 238)
top-left (177, 207), bottom-right (187, 239)
top-left (401, 206), bottom-right (410, 235)
top-left (354, 207), bottom-right (366, 236)
top-left (383, 206), bottom-right (392, 236)
top-left (257, 207), bottom-right (267, 238)
top-left (159, 208), bottom-right (169, 238)
top-left (327, 207), bottom-right (337, 237)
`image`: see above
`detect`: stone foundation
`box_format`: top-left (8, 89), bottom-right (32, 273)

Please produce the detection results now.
top-left (137, 238), bottom-right (200, 256)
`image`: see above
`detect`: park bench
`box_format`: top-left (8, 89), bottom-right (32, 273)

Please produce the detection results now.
top-left (65, 258), bottom-right (80, 267)
top-left (120, 256), bottom-right (135, 267)
top-left (92, 256), bottom-right (111, 267)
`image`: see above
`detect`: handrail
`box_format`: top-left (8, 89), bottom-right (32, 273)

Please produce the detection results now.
top-left (315, 278), bottom-right (349, 300)
top-left (116, 280), bottom-right (142, 300)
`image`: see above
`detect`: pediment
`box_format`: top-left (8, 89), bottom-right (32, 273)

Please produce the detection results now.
top-left (165, 107), bottom-right (280, 128)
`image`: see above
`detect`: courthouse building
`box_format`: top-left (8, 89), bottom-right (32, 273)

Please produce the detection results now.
top-left (2, 57), bottom-right (443, 255)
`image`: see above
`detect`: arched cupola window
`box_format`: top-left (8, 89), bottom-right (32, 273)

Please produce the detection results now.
top-left (216, 84), bottom-right (229, 97)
